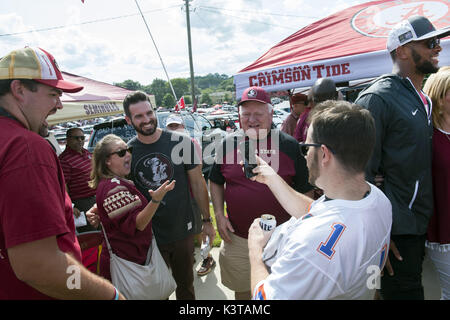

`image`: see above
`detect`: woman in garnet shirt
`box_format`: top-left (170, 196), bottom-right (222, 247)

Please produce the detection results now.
top-left (423, 67), bottom-right (450, 300)
top-left (89, 134), bottom-right (175, 280)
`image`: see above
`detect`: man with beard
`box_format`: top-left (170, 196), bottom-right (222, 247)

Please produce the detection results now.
top-left (247, 101), bottom-right (392, 299)
top-left (355, 15), bottom-right (450, 300)
top-left (0, 47), bottom-right (124, 300)
top-left (123, 91), bottom-right (215, 300)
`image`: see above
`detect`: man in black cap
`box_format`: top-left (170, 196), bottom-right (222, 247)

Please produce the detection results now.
top-left (355, 15), bottom-right (450, 300)
top-left (293, 77), bottom-right (338, 143)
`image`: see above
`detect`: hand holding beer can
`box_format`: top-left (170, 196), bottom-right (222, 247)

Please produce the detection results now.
top-left (259, 214), bottom-right (277, 231)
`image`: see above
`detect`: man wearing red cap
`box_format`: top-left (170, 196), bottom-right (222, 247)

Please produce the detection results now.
top-left (0, 47), bottom-right (124, 300)
top-left (281, 92), bottom-right (309, 137)
top-left (209, 86), bottom-right (313, 299)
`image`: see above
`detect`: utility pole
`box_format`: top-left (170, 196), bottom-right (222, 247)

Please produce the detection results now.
top-left (184, 0), bottom-right (196, 109)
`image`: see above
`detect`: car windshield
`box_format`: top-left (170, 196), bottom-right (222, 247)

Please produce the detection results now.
top-left (88, 112), bottom-right (211, 152)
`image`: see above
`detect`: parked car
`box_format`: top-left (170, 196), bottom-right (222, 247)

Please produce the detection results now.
top-left (86, 111), bottom-right (224, 178)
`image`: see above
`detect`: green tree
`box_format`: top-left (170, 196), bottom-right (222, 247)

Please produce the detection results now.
top-left (162, 93), bottom-right (175, 108)
top-left (201, 92), bottom-right (212, 105)
top-left (171, 78), bottom-right (190, 99)
top-left (148, 78), bottom-right (169, 107)
top-left (114, 79), bottom-right (142, 91)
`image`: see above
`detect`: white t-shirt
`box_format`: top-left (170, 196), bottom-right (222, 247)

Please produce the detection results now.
top-left (253, 183), bottom-right (392, 300)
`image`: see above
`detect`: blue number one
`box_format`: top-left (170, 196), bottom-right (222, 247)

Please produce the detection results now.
top-left (318, 223), bottom-right (346, 259)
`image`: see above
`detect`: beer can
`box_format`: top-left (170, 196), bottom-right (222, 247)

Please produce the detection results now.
top-left (259, 214), bottom-right (277, 231)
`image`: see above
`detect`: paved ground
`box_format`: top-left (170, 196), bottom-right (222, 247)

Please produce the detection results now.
top-left (170, 245), bottom-right (442, 300)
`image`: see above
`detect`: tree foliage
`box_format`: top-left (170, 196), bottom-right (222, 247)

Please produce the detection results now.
top-left (114, 73), bottom-right (235, 107)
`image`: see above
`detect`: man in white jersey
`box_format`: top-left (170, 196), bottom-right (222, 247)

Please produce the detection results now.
top-left (247, 100), bottom-right (392, 300)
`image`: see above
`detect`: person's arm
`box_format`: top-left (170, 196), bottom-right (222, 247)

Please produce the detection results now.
top-left (8, 236), bottom-right (125, 300)
top-left (209, 181), bottom-right (235, 243)
top-left (248, 219), bottom-right (273, 293)
top-left (135, 180), bottom-right (176, 231)
top-left (187, 165), bottom-right (216, 243)
top-left (251, 156), bottom-right (313, 219)
top-left (354, 94), bottom-right (386, 183)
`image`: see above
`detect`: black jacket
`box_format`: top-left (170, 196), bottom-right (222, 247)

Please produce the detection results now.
top-left (355, 74), bottom-right (433, 236)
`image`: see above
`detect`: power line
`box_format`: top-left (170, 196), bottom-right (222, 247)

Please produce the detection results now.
top-left (0, 5), bottom-right (181, 37)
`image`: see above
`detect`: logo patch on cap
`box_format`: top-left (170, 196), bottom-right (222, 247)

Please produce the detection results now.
top-left (247, 89), bottom-right (257, 98)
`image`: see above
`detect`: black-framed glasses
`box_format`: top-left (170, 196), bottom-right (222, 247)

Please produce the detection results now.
top-left (299, 143), bottom-right (335, 157)
top-left (110, 147), bottom-right (133, 158)
top-left (69, 135), bottom-right (85, 141)
top-left (299, 143), bottom-right (322, 156)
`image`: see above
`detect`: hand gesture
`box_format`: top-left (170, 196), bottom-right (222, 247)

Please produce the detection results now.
top-left (148, 180), bottom-right (176, 202)
top-left (86, 204), bottom-right (100, 228)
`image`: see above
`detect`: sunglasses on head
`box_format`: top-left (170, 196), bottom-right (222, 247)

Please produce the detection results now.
top-left (299, 143), bottom-right (335, 157)
top-left (110, 146), bottom-right (133, 158)
top-left (69, 135), bottom-right (85, 141)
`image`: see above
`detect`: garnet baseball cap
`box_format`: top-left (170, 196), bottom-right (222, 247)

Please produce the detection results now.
top-left (0, 47), bottom-right (83, 93)
top-left (290, 92), bottom-right (308, 104)
top-left (237, 86), bottom-right (271, 107)
top-left (166, 114), bottom-right (184, 126)
top-left (387, 15), bottom-right (450, 52)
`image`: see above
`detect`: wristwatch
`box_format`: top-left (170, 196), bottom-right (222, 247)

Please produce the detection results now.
top-left (202, 217), bottom-right (212, 223)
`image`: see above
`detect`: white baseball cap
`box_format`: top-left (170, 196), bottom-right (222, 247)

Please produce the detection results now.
top-left (166, 114), bottom-right (184, 126)
top-left (387, 15), bottom-right (450, 52)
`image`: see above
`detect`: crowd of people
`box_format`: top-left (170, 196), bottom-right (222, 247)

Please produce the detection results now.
top-left (0, 14), bottom-right (449, 301)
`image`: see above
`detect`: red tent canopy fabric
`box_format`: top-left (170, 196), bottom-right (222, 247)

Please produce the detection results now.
top-left (234, 0), bottom-right (450, 98)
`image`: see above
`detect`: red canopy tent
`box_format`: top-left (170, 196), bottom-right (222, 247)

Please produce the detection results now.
top-left (47, 72), bottom-right (156, 125)
top-left (234, 0), bottom-right (450, 98)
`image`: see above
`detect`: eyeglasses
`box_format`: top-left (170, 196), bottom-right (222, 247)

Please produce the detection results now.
top-left (426, 37), bottom-right (440, 49)
top-left (69, 135), bottom-right (85, 141)
top-left (109, 147), bottom-right (133, 158)
top-left (299, 143), bottom-right (335, 157)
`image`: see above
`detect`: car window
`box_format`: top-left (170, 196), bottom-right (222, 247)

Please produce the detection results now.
top-left (89, 124), bottom-right (136, 149)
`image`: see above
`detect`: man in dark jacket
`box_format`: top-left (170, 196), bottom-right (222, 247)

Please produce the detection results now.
top-left (355, 15), bottom-right (450, 300)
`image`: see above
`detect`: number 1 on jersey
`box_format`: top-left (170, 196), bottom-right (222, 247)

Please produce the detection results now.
top-left (317, 223), bottom-right (346, 259)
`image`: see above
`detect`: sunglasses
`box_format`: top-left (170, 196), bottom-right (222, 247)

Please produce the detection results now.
top-left (110, 146), bottom-right (133, 158)
top-left (426, 37), bottom-right (440, 49)
top-left (69, 135), bottom-right (85, 141)
top-left (299, 143), bottom-right (335, 157)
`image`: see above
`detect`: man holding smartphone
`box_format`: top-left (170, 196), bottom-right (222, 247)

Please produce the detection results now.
top-left (209, 86), bottom-right (313, 300)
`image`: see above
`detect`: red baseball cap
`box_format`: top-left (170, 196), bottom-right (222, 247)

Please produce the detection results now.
top-left (0, 47), bottom-right (83, 93)
top-left (237, 86), bottom-right (271, 106)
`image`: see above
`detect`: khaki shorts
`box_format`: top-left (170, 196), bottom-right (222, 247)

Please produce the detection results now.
top-left (219, 232), bottom-right (251, 292)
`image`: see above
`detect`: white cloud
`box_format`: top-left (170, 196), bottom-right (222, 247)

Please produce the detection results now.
top-left (0, 0), bottom-right (370, 85)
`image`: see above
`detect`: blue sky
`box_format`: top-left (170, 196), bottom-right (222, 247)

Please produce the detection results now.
top-left (0, 0), bottom-right (368, 85)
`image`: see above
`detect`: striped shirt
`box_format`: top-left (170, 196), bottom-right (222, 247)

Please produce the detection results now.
top-left (59, 147), bottom-right (96, 200)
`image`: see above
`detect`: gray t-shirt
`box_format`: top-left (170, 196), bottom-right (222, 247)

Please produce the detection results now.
top-left (128, 130), bottom-right (199, 245)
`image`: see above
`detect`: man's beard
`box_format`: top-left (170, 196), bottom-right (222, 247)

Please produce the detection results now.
top-left (307, 150), bottom-right (320, 187)
top-left (131, 117), bottom-right (158, 136)
top-left (411, 47), bottom-right (439, 74)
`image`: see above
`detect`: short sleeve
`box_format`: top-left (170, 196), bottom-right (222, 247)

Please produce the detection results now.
top-left (99, 181), bottom-right (143, 236)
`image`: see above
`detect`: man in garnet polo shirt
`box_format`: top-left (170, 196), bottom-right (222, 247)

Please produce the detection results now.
top-left (209, 86), bottom-right (314, 300)
top-left (59, 127), bottom-right (97, 233)
top-left (0, 47), bottom-right (123, 299)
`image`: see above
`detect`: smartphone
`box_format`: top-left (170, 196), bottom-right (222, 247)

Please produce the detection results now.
top-left (242, 140), bottom-right (257, 179)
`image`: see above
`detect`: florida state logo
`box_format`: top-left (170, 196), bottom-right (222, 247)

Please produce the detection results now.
top-left (247, 89), bottom-right (257, 98)
top-left (352, 0), bottom-right (450, 38)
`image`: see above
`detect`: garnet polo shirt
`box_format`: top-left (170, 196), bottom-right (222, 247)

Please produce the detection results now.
top-left (209, 131), bottom-right (313, 239)
top-left (59, 147), bottom-right (96, 200)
